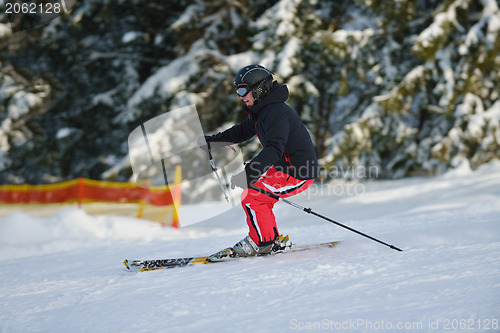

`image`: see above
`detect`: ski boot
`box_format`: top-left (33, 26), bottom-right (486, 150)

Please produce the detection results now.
top-left (255, 234), bottom-right (292, 255)
top-left (207, 234), bottom-right (292, 262)
top-left (266, 234), bottom-right (292, 255)
top-left (206, 236), bottom-right (257, 262)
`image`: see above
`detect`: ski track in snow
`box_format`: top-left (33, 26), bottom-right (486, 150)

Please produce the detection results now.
top-left (1, 161), bottom-right (499, 332)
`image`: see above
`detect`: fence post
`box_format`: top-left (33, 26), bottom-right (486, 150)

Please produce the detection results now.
top-left (136, 180), bottom-right (150, 219)
top-left (171, 165), bottom-right (182, 228)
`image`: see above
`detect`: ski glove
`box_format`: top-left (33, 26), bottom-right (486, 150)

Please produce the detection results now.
top-left (230, 170), bottom-right (248, 190)
top-left (197, 135), bottom-right (211, 152)
top-left (197, 136), bottom-right (230, 152)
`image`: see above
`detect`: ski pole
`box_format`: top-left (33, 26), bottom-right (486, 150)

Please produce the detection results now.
top-left (206, 141), bottom-right (231, 203)
top-left (250, 186), bottom-right (403, 252)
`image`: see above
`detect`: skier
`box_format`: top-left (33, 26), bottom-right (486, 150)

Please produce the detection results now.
top-left (199, 64), bottom-right (319, 261)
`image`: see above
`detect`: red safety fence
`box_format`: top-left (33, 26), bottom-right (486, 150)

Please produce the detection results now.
top-left (0, 178), bottom-right (173, 206)
top-left (0, 172), bottom-right (183, 228)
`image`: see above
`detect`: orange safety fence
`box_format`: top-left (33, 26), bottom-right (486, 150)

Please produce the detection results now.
top-left (0, 178), bottom-right (173, 205)
top-left (0, 167), bottom-right (182, 227)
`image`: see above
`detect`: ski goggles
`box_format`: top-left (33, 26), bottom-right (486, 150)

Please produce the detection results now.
top-left (235, 85), bottom-right (252, 97)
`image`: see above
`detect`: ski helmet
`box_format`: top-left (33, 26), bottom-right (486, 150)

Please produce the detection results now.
top-left (234, 65), bottom-right (274, 101)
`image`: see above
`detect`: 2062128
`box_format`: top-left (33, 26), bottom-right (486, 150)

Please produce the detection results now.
top-left (443, 318), bottom-right (498, 330)
top-left (5, 2), bottom-right (62, 14)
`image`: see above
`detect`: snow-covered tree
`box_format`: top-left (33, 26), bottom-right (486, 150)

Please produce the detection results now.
top-left (318, 0), bottom-right (500, 178)
top-left (0, 0), bottom-right (498, 184)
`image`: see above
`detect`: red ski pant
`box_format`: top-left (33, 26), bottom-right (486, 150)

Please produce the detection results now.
top-left (241, 167), bottom-right (315, 246)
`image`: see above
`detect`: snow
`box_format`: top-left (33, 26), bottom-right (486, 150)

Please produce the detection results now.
top-left (92, 89), bottom-right (116, 108)
top-left (435, 48), bottom-right (455, 108)
top-left (1, 161), bottom-right (500, 332)
top-left (225, 51), bottom-right (260, 71)
top-left (55, 128), bottom-right (76, 140)
top-left (277, 36), bottom-right (300, 77)
top-left (414, 0), bottom-right (465, 51)
top-left (117, 40), bottom-right (220, 124)
top-left (0, 149), bottom-right (10, 170)
top-left (253, 0), bottom-right (300, 40)
top-left (0, 23), bottom-right (12, 39)
top-left (170, 2), bottom-right (205, 31)
top-left (121, 31), bottom-right (142, 44)
top-left (7, 91), bottom-right (43, 120)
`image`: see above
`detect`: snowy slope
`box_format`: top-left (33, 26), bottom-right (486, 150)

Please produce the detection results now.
top-left (1, 160), bottom-right (499, 333)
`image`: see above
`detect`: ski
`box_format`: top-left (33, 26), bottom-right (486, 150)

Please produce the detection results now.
top-left (123, 241), bottom-right (340, 272)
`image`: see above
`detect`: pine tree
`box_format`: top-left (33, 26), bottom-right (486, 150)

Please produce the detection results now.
top-left (315, 0), bottom-right (500, 179)
top-left (0, 0), bottom-right (498, 185)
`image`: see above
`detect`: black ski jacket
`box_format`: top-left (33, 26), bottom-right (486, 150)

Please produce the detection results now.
top-left (209, 83), bottom-right (319, 183)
